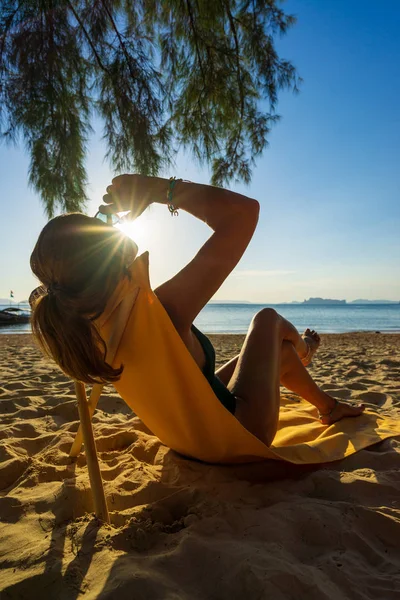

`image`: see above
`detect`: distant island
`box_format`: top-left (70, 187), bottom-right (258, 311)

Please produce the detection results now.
top-left (283, 298), bottom-right (399, 305)
top-left (303, 297), bottom-right (346, 305)
top-left (282, 298), bottom-right (347, 305)
top-left (349, 299), bottom-right (399, 304)
top-left (208, 297), bottom-right (399, 305)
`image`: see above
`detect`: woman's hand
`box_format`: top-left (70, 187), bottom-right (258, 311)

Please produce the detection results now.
top-left (99, 174), bottom-right (167, 220)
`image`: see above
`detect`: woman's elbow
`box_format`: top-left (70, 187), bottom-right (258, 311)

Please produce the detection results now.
top-left (252, 199), bottom-right (260, 219)
top-left (237, 198), bottom-right (259, 221)
top-left (246, 199), bottom-right (260, 227)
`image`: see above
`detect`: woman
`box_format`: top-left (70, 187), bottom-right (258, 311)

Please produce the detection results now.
top-left (30, 174), bottom-right (364, 448)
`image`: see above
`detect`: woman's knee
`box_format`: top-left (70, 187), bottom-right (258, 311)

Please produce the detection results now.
top-left (251, 307), bottom-right (280, 330)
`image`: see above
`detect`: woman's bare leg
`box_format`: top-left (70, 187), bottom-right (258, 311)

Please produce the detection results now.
top-left (280, 341), bottom-right (365, 422)
top-left (280, 340), bottom-right (335, 411)
top-left (215, 316), bottom-right (319, 385)
top-left (226, 308), bottom-right (283, 446)
top-left (226, 309), bottom-right (365, 445)
top-left (279, 315), bottom-right (309, 358)
top-left (218, 342), bottom-right (362, 415)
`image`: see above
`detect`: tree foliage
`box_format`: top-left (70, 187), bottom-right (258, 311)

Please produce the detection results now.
top-left (0, 0), bottom-right (300, 216)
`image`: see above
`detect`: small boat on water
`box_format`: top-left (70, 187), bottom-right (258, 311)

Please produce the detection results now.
top-left (0, 307), bottom-right (31, 325)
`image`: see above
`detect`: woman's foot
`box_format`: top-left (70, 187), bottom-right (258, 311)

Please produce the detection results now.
top-left (319, 397), bottom-right (366, 425)
top-left (301, 328), bottom-right (321, 366)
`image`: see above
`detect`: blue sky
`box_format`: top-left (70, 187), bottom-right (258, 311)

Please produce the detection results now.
top-left (1, 0), bottom-right (399, 303)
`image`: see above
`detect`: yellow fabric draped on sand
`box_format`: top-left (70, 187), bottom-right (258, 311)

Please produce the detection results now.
top-left (97, 252), bottom-right (399, 465)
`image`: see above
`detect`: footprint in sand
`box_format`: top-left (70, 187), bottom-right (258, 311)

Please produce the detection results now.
top-left (6, 387), bottom-right (44, 398)
top-left (111, 485), bottom-right (197, 532)
top-left (0, 495), bottom-right (25, 522)
top-left (7, 433), bottom-right (56, 457)
top-left (319, 385), bottom-right (351, 399)
top-left (0, 397), bottom-right (31, 413)
top-left (317, 370), bottom-right (333, 378)
top-left (355, 391), bottom-right (387, 406)
top-left (3, 381), bottom-right (29, 391)
top-left (350, 361), bottom-right (373, 371)
top-left (326, 389), bottom-right (353, 399)
top-left (385, 387), bottom-right (400, 395)
top-left (380, 359), bottom-right (400, 368)
top-left (0, 456), bottom-right (31, 491)
top-left (37, 374), bottom-right (55, 383)
top-left (46, 400), bottom-right (79, 422)
top-left (358, 378), bottom-right (381, 385)
top-left (347, 382), bottom-right (368, 391)
top-left (345, 369), bottom-right (363, 378)
top-left (95, 429), bottom-right (139, 453)
top-left (6, 421), bottom-right (42, 439)
top-left (320, 383), bottom-right (336, 391)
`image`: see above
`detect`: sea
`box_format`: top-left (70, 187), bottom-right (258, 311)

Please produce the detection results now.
top-left (1, 302), bottom-right (400, 335)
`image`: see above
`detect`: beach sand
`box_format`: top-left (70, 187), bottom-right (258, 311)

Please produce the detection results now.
top-left (0, 332), bottom-right (399, 599)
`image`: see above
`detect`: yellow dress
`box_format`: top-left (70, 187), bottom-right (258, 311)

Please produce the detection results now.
top-left (97, 252), bottom-right (399, 465)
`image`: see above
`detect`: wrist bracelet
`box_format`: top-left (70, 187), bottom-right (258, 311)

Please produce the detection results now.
top-left (167, 176), bottom-right (182, 216)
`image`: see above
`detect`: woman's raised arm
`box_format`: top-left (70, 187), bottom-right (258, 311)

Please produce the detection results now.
top-left (102, 175), bottom-right (260, 332)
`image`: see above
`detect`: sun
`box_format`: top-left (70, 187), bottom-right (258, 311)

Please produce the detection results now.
top-left (115, 212), bottom-right (152, 252)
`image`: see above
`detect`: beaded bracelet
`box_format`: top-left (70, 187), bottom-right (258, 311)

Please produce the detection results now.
top-left (167, 176), bottom-right (182, 216)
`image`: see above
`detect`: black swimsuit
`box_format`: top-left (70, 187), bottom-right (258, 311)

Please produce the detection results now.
top-left (191, 324), bottom-right (237, 415)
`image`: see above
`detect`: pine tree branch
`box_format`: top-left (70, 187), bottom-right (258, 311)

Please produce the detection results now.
top-left (100, 0), bottom-right (137, 83)
top-left (185, 0), bottom-right (207, 90)
top-left (0, 4), bottom-right (20, 67)
top-left (66, 1), bottom-right (108, 72)
top-left (1, 0), bottom-right (299, 212)
top-left (223, 0), bottom-right (245, 160)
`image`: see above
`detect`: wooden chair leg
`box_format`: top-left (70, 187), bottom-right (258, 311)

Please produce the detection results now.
top-left (75, 382), bottom-right (110, 523)
top-left (70, 384), bottom-right (103, 458)
top-left (69, 287), bottom-right (139, 459)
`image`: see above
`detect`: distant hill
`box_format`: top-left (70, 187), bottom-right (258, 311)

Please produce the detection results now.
top-left (303, 297), bottom-right (346, 305)
top-left (350, 299), bottom-right (399, 304)
top-left (283, 298), bottom-right (399, 305)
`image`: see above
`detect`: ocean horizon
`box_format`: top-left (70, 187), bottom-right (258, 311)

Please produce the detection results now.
top-left (194, 303), bottom-right (400, 334)
top-left (1, 302), bottom-right (400, 335)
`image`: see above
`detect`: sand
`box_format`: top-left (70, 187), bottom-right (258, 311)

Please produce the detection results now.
top-left (0, 332), bottom-right (399, 599)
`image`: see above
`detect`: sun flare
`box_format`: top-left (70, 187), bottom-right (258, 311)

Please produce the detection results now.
top-left (115, 213), bottom-right (152, 252)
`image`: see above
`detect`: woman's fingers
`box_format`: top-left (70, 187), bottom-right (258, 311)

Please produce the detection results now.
top-left (103, 173), bottom-right (153, 213)
top-left (98, 204), bottom-right (115, 214)
top-left (102, 188), bottom-right (125, 211)
top-left (104, 186), bottom-right (123, 204)
top-left (103, 175), bottom-right (136, 210)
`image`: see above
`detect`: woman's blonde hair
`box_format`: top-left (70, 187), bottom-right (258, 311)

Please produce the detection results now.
top-left (30, 213), bottom-right (135, 384)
